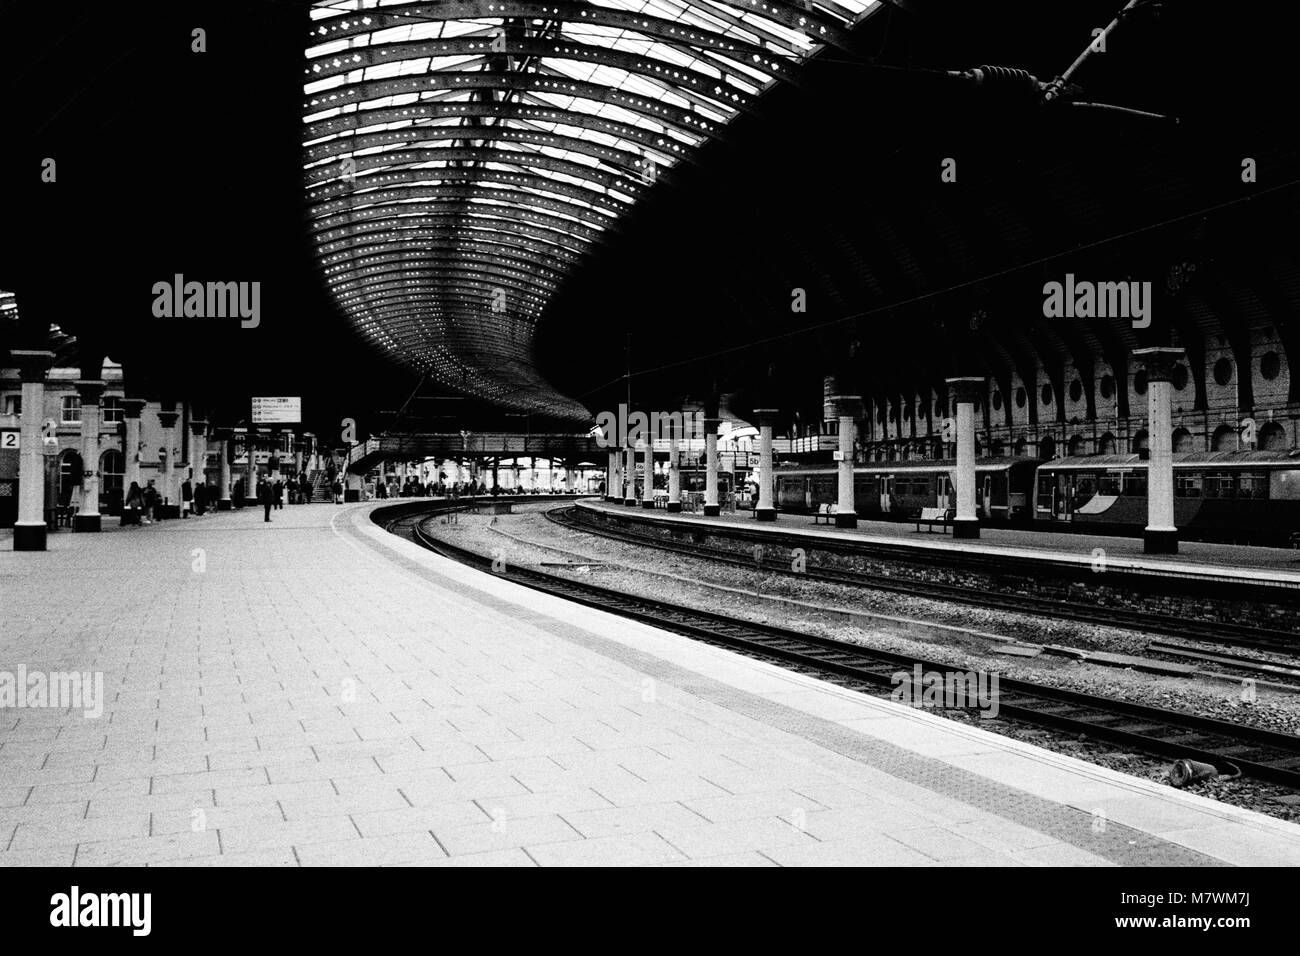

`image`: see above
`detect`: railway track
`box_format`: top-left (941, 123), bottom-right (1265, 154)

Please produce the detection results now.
top-left (547, 505), bottom-right (1300, 657)
top-left (383, 502), bottom-right (1300, 790)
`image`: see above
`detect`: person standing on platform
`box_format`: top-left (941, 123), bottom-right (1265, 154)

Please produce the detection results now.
top-left (332, 478), bottom-right (343, 504)
top-left (273, 478), bottom-right (284, 510)
top-left (181, 477), bottom-right (193, 518)
top-left (259, 478), bottom-right (273, 522)
top-left (194, 480), bottom-right (207, 516)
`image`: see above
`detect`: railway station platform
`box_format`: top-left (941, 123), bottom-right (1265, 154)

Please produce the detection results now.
top-left (4, 501), bottom-right (1300, 867)
top-left (578, 499), bottom-right (1300, 589)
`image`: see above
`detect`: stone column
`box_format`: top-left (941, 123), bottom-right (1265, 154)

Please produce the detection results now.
top-left (121, 398), bottom-right (146, 492)
top-left (190, 420), bottom-right (208, 488)
top-left (946, 377), bottom-right (985, 539)
top-left (753, 409), bottom-right (779, 521)
top-left (667, 417), bottom-right (682, 513)
top-left (217, 434), bottom-right (233, 510)
top-left (564, 466), bottom-right (575, 493)
top-left (608, 450), bottom-right (620, 502)
top-left (240, 432), bottom-right (255, 503)
top-left (158, 408), bottom-right (179, 519)
top-left (623, 444), bottom-right (636, 505)
top-left (73, 380), bottom-right (106, 532)
top-left (1135, 347), bottom-right (1184, 554)
top-left (703, 417), bottom-right (721, 516)
top-left (641, 440), bottom-right (655, 508)
top-left (823, 395), bottom-right (860, 528)
top-left (12, 350), bottom-right (55, 551)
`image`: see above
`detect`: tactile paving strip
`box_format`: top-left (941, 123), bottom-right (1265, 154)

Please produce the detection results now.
top-left (355, 519), bottom-right (1225, 866)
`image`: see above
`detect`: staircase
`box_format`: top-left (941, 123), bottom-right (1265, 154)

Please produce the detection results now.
top-left (308, 469), bottom-right (331, 502)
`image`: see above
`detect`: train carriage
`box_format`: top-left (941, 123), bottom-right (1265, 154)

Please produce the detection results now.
top-left (775, 458), bottom-right (1039, 524)
top-left (1035, 450), bottom-right (1300, 546)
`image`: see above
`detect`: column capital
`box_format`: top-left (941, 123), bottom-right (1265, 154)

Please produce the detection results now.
top-left (945, 377), bottom-right (986, 405)
top-left (121, 397), bottom-right (148, 419)
top-left (11, 349), bottom-right (55, 383)
top-left (702, 417), bottom-right (722, 436)
top-left (157, 410), bottom-right (180, 429)
top-left (1133, 346), bottom-right (1185, 382)
top-left (74, 379), bottom-right (107, 404)
top-left (826, 395), bottom-right (862, 419)
top-left (189, 419), bottom-right (209, 436)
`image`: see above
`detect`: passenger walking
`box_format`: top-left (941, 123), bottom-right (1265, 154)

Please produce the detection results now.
top-left (273, 479), bottom-right (284, 510)
top-left (182, 478), bottom-right (193, 518)
top-left (143, 481), bottom-right (158, 524)
top-left (332, 479), bottom-right (343, 504)
top-left (122, 481), bottom-right (144, 526)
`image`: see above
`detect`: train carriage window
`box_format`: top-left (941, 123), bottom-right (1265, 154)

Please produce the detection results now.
top-left (1270, 470), bottom-right (1300, 500)
top-left (1175, 474), bottom-right (1202, 498)
top-left (1099, 472), bottom-right (1123, 496)
top-left (1203, 472), bottom-right (1234, 499)
top-left (1123, 471), bottom-right (1148, 496)
top-left (1237, 472), bottom-right (1268, 500)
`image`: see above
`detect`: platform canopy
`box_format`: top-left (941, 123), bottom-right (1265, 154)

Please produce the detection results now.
top-left (303, 0), bottom-right (877, 420)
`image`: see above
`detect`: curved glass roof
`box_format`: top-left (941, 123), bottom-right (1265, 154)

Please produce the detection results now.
top-left (304, 0), bottom-right (876, 418)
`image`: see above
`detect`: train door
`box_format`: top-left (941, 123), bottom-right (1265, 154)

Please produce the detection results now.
top-left (880, 475), bottom-right (893, 514)
top-left (981, 474), bottom-right (992, 518)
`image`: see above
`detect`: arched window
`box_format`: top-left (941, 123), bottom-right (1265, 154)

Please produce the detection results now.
top-left (1039, 436), bottom-right (1057, 460)
top-left (1098, 432), bottom-right (1117, 455)
top-left (1068, 435), bottom-right (1087, 456)
top-left (1013, 438), bottom-right (1028, 457)
top-left (1131, 430), bottom-right (1149, 454)
top-left (1211, 424), bottom-right (1236, 451)
top-left (57, 449), bottom-right (83, 507)
top-left (1172, 427), bottom-right (1194, 453)
top-left (1259, 421), bottom-right (1288, 451)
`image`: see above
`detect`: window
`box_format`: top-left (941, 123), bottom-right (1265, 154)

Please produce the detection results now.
top-left (1237, 472), bottom-right (1268, 500)
top-left (1099, 375), bottom-right (1115, 399)
top-left (1123, 472), bottom-right (1148, 496)
top-left (1016, 387), bottom-right (1027, 409)
top-left (1099, 472), bottom-right (1123, 496)
top-left (1171, 364), bottom-right (1189, 390)
top-left (992, 392), bottom-right (1003, 411)
top-left (1261, 352), bottom-right (1281, 380)
top-left (1213, 358), bottom-right (1233, 386)
top-left (1175, 474), bottom-right (1202, 498)
top-left (1069, 379), bottom-right (1083, 403)
top-left (1041, 384), bottom-right (1053, 406)
top-left (1204, 472), bottom-right (1234, 499)
top-left (102, 396), bottom-right (123, 423)
top-left (1134, 371), bottom-right (1148, 395)
top-left (61, 395), bottom-right (81, 424)
top-left (2, 395), bottom-right (19, 416)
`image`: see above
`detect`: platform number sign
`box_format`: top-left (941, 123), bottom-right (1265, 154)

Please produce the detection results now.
top-left (0, 430), bottom-right (17, 449)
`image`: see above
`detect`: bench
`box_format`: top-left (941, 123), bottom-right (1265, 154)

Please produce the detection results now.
top-left (915, 507), bottom-right (954, 533)
top-left (812, 503), bottom-right (838, 525)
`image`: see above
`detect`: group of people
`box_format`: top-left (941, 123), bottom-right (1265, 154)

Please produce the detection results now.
top-left (117, 468), bottom-right (351, 527)
top-left (372, 477), bottom-right (569, 499)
